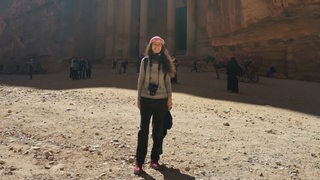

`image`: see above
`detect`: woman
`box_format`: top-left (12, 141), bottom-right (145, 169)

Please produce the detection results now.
top-left (134, 36), bottom-right (175, 174)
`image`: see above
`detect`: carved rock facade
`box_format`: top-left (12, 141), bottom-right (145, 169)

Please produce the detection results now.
top-left (0, 0), bottom-right (319, 81)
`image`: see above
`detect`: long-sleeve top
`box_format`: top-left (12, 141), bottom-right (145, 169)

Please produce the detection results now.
top-left (137, 56), bottom-right (172, 100)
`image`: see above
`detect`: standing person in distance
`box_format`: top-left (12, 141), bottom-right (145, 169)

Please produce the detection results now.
top-left (134, 36), bottom-right (175, 175)
top-left (27, 58), bottom-right (34, 80)
top-left (226, 57), bottom-right (242, 93)
top-left (171, 55), bottom-right (178, 83)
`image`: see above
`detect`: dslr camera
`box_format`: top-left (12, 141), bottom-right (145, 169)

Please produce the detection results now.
top-left (148, 83), bottom-right (158, 96)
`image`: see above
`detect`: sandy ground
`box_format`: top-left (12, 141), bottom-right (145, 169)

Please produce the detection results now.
top-left (0, 64), bottom-right (320, 180)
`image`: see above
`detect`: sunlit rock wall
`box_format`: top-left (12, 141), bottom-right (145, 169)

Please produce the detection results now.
top-left (204, 0), bottom-right (320, 81)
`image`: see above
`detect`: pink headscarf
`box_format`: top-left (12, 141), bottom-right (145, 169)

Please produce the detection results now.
top-left (149, 36), bottom-right (165, 45)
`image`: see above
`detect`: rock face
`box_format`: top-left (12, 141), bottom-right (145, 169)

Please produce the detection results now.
top-left (0, 0), bottom-right (319, 81)
top-left (0, 0), bottom-right (78, 73)
top-left (204, 0), bottom-right (320, 81)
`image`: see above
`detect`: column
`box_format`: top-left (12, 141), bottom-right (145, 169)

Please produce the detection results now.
top-left (187, 0), bottom-right (196, 56)
top-left (105, 0), bottom-right (114, 58)
top-left (94, 0), bottom-right (108, 60)
top-left (167, 0), bottom-right (175, 53)
top-left (123, 0), bottom-right (132, 57)
top-left (139, 0), bottom-right (148, 55)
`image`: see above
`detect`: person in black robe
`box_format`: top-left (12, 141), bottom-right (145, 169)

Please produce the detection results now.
top-left (27, 59), bottom-right (34, 80)
top-left (226, 57), bottom-right (242, 93)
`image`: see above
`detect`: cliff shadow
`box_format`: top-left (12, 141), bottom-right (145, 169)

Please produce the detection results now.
top-left (0, 65), bottom-right (319, 116)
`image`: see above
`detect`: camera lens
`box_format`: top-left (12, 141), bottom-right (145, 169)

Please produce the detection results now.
top-left (148, 83), bottom-right (158, 96)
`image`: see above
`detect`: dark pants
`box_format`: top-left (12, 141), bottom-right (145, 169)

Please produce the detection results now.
top-left (136, 97), bottom-right (167, 164)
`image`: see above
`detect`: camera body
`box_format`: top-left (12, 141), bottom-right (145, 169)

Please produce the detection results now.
top-left (148, 83), bottom-right (159, 96)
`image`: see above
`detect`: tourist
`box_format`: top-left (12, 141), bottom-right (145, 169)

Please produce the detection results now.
top-left (134, 36), bottom-right (175, 174)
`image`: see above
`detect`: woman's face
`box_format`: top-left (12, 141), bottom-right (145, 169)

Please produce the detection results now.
top-left (151, 41), bottom-right (162, 54)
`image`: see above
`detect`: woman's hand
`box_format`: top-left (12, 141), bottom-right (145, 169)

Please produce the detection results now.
top-left (167, 96), bottom-right (172, 110)
top-left (137, 99), bottom-right (141, 110)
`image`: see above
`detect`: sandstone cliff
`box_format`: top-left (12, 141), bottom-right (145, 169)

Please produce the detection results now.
top-left (0, 0), bottom-right (77, 73)
top-left (204, 0), bottom-right (320, 81)
top-left (0, 0), bottom-right (319, 81)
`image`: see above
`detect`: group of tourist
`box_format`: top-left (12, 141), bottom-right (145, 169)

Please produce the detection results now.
top-left (69, 57), bottom-right (92, 80)
top-left (112, 59), bottom-right (129, 74)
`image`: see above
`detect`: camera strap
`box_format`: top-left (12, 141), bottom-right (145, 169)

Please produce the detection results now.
top-left (148, 59), bottom-right (161, 86)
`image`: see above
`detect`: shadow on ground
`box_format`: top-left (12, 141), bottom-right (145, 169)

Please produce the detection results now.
top-left (137, 166), bottom-right (195, 180)
top-left (158, 166), bottom-right (195, 180)
top-left (1, 65), bottom-right (319, 116)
